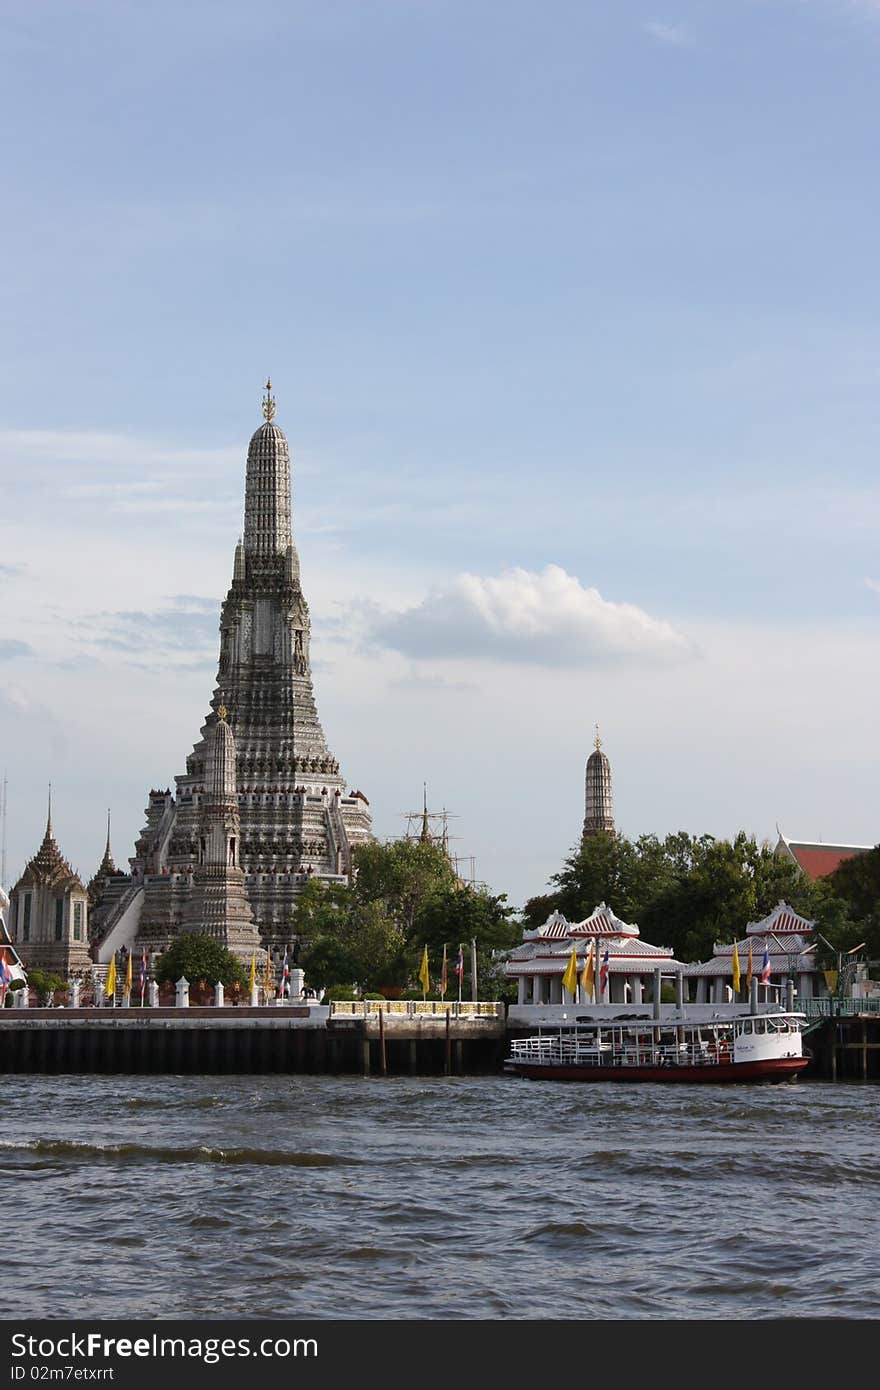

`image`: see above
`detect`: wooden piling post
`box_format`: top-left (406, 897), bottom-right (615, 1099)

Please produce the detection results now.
top-left (444, 1008), bottom-right (451, 1076)
top-left (379, 1006), bottom-right (387, 1076)
top-left (830, 1016), bottom-right (837, 1082)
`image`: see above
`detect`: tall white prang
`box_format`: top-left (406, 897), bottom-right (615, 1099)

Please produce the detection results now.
top-left (92, 387), bottom-right (373, 963)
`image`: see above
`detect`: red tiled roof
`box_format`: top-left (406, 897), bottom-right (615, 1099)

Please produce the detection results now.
top-left (787, 843), bottom-right (871, 881)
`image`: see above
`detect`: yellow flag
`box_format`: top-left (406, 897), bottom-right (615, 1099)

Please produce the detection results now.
top-left (418, 945), bottom-right (430, 997)
top-left (105, 956), bottom-right (117, 998)
top-left (124, 952), bottom-right (133, 994)
top-left (562, 945), bottom-right (579, 997)
top-left (249, 952), bottom-right (256, 992)
top-left (581, 942), bottom-right (595, 995)
top-left (731, 941), bottom-right (741, 995)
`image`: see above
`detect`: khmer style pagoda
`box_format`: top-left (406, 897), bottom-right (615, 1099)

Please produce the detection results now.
top-left (92, 382), bottom-right (372, 962)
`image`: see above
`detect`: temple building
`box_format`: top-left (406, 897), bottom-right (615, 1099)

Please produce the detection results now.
top-left (682, 900), bottom-right (832, 1003)
top-left (506, 903), bottom-right (683, 1005)
top-left (583, 728), bottom-right (614, 838)
top-left (8, 798), bottom-right (93, 977)
top-left (93, 383), bottom-right (372, 963)
top-left (774, 829), bottom-right (873, 882)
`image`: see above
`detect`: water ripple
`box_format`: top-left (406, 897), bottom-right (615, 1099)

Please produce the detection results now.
top-left (1, 1075), bottom-right (878, 1320)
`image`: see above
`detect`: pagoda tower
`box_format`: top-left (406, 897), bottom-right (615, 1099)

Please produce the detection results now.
top-left (9, 793), bottom-right (92, 976)
top-left (118, 383), bottom-right (372, 955)
top-left (583, 727), bottom-right (614, 839)
top-left (182, 705), bottom-right (261, 956)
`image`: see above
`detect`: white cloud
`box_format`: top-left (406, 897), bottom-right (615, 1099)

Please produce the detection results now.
top-left (864, 577), bottom-right (880, 594)
top-left (0, 428), bottom-right (240, 472)
top-left (642, 20), bottom-right (696, 48)
top-left (369, 564), bottom-right (695, 667)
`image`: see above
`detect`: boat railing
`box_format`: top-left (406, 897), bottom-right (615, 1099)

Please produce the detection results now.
top-left (508, 1034), bottom-right (732, 1068)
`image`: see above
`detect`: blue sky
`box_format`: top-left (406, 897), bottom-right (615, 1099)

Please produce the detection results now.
top-left (1, 0), bottom-right (879, 908)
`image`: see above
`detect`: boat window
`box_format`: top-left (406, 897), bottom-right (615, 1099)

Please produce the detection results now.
top-left (754, 1019), bottom-right (766, 1034)
top-left (740, 1020), bottom-right (752, 1034)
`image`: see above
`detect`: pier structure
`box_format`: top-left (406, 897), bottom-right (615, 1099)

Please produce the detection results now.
top-left (0, 1001), bottom-right (506, 1076)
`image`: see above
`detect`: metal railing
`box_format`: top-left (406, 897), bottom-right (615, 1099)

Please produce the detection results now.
top-left (330, 1000), bottom-right (502, 1018)
top-left (796, 997), bottom-right (880, 1019)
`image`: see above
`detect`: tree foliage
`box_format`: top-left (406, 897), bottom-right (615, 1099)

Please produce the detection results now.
top-left (25, 968), bottom-right (67, 1003)
top-left (296, 839), bottom-right (517, 996)
top-left (822, 846), bottom-right (880, 960)
top-left (525, 830), bottom-right (838, 963)
top-left (155, 934), bottom-right (247, 989)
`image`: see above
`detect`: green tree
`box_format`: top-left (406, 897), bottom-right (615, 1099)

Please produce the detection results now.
top-left (352, 838), bottom-right (458, 935)
top-left (416, 885), bottom-right (519, 1000)
top-left (820, 846), bottom-right (880, 959)
top-left (25, 968), bottom-right (67, 1004)
top-left (300, 898), bottom-right (407, 994)
top-left (523, 829), bottom-right (828, 964)
top-left (155, 935), bottom-right (247, 989)
top-left (295, 840), bottom-right (512, 996)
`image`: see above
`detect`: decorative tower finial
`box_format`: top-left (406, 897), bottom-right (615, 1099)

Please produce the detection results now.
top-left (46, 782), bottom-right (53, 838)
top-left (105, 808), bottom-right (112, 857)
top-left (594, 723), bottom-right (602, 752)
top-left (420, 783), bottom-right (430, 843)
top-left (262, 377), bottom-right (276, 423)
top-left (218, 702), bottom-right (228, 723)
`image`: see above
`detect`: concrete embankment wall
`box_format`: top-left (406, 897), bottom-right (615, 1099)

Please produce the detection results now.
top-left (0, 1009), bottom-right (507, 1076)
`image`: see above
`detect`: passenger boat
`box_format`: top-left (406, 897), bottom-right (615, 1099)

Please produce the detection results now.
top-left (505, 1011), bottom-right (809, 1083)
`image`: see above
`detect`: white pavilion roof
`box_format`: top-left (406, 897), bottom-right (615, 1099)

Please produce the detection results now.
top-left (744, 900), bottom-right (815, 937)
top-left (682, 932), bottom-right (818, 977)
top-left (506, 904), bottom-right (678, 976)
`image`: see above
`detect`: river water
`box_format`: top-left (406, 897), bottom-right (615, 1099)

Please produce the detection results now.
top-left (4, 1075), bottom-right (878, 1320)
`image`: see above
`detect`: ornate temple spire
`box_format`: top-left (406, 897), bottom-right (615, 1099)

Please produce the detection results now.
top-left (244, 379), bottom-right (291, 558)
top-left (209, 703), bottom-right (238, 801)
top-left (583, 727), bottom-right (615, 839)
top-left (19, 794), bottom-right (85, 892)
top-left (98, 808), bottom-right (116, 876)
